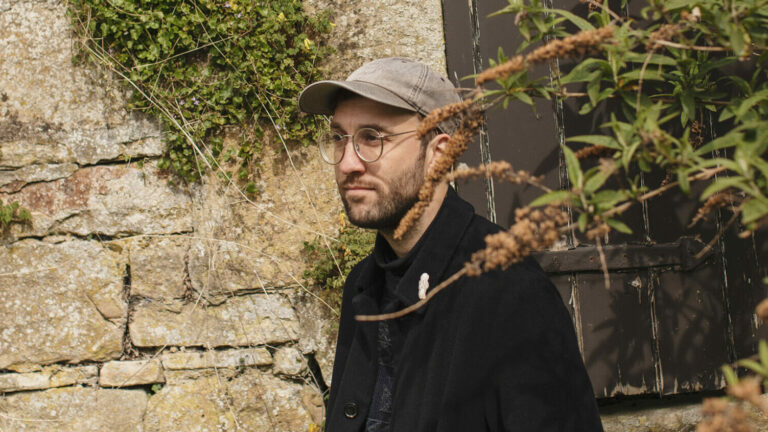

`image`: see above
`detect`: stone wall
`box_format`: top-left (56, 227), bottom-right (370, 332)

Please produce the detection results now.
top-left (0, 0), bottom-right (447, 430)
top-left (1, 1), bottom-right (752, 431)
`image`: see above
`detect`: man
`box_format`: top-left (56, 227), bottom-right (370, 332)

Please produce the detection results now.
top-left (298, 57), bottom-right (603, 432)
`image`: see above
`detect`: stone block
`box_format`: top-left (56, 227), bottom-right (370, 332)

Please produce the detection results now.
top-left (273, 347), bottom-right (307, 377)
top-left (129, 236), bottom-right (189, 300)
top-left (99, 359), bottom-right (165, 387)
top-left (161, 348), bottom-right (272, 370)
top-left (143, 370), bottom-right (316, 432)
top-left (0, 387), bottom-right (148, 432)
top-left (0, 239), bottom-right (126, 371)
top-left (292, 291), bottom-right (338, 386)
top-left (0, 164), bottom-right (193, 238)
top-left (0, 366), bottom-right (98, 393)
top-left (600, 395), bottom-right (768, 431)
top-left (129, 294), bottom-right (300, 348)
top-left (0, 372), bottom-right (49, 393)
top-left (189, 141), bottom-right (339, 293)
top-left (0, 163), bottom-right (78, 193)
top-left (48, 365), bottom-right (99, 388)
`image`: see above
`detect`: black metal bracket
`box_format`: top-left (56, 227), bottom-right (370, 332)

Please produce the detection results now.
top-left (533, 237), bottom-right (714, 274)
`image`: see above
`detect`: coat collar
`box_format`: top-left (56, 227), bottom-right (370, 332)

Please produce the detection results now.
top-left (351, 187), bottom-right (475, 317)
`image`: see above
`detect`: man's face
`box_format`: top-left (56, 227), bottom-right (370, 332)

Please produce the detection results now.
top-left (330, 96), bottom-right (426, 231)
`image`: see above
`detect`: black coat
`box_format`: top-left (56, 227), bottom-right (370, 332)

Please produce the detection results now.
top-left (325, 189), bottom-right (603, 431)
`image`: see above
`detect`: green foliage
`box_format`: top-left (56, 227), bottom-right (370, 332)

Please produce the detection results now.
top-left (68, 0), bottom-right (333, 182)
top-left (302, 214), bottom-right (375, 313)
top-left (490, 0), bottom-right (768, 232)
top-left (0, 200), bottom-right (31, 228)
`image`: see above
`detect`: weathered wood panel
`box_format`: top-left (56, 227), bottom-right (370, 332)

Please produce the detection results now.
top-left (442, 0), bottom-right (763, 398)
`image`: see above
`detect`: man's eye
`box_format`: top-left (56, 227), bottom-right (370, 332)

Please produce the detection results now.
top-left (357, 130), bottom-right (381, 145)
top-left (330, 133), bottom-right (345, 143)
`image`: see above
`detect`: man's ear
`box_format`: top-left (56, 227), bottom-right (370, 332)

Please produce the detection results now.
top-left (425, 132), bottom-right (451, 172)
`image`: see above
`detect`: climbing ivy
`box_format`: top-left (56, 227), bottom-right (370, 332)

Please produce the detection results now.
top-left (0, 200), bottom-right (31, 229)
top-left (302, 213), bottom-right (376, 313)
top-left (69, 0), bottom-right (333, 183)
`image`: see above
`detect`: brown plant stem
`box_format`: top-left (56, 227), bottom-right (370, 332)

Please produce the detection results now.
top-left (604, 166), bottom-right (727, 218)
top-left (355, 268), bottom-right (468, 321)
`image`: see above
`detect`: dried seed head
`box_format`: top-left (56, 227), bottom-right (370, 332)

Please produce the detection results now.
top-left (574, 145), bottom-right (611, 159)
top-left (701, 398), bottom-right (729, 416)
top-left (416, 98), bottom-right (473, 138)
top-left (464, 205), bottom-right (568, 276)
top-left (689, 192), bottom-right (737, 227)
top-left (586, 223), bottom-right (610, 241)
top-left (476, 26), bottom-right (615, 86)
top-left (395, 106), bottom-right (484, 239)
top-left (726, 377), bottom-right (762, 402)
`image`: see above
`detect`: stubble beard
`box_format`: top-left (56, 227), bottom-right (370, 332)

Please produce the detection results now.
top-left (340, 154), bottom-right (425, 232)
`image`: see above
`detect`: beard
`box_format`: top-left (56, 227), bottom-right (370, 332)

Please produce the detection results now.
top-left (339, 153), bottom-right (425, 231)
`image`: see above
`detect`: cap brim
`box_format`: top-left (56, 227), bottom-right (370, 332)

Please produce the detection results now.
top-left (298, 80), bottom-right (417, 115)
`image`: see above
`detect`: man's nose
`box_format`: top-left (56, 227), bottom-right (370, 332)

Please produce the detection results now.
top-left (337, 138), bottom-right (365, 175)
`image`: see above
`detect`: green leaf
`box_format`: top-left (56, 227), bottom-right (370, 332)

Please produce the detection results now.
top-left (578, 212), bottom-right (587, 232)
top-left (677, 168), bottom-right (690, 194)
top-left (606, 218), bottom-right (633, 234)
top-left (619, 68), bottom-right (664, 82)
top-left (587, 74), bottom-right (601, 106)
top-left (721, 365), bottom-right (739, 386)
top-left (560, 61), bottom-right (605, 85)
top-left (760, 340), bottom-right (768, 369)
top-left (735, 89), bottom-right (768, 119)
top-left (624, 52), bottom-right (676, 66)
top-left (695, 132), bottom-right (742, 156)
top-left (742, 198), bottom-right (768, 224)
top-left (584, 169), bottom-right (611, 193)
top-left (549, 8), bottom-right (594, 31)
top-left (700, 177), bottom-right (750, 200)
top-left (563, 146), bottom-right (583, 189)
top-left (680, 91), bottom-right (695, 126)
top-left (529, 190), bottom-right (575, 207)
top-left (738, 359), bottom-right (768, 376)
top-left (566, 134), bottom-right (621, 150)
top-left (592, 190), bottom-right (626, 206)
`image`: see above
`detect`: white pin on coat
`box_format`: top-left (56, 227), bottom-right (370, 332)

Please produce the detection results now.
top-left (418, 273), bottom-right (430, 300)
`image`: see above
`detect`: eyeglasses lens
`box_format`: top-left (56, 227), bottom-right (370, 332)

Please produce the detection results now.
top-left (318, 128), bottom-right (383, 164)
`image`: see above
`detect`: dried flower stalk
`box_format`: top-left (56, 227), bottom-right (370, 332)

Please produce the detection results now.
top-left (476, 26), bottom-right (615, 86)
top-left (394, 106), bottom-right (484, 239)
top-left (574, 145), bottom-right (611, 159)
top-left (417, 98), bottom-right (473, 137)
top-left (689, 192), bottom-right (738, 227)
top-left (464, 206), bottom-right (569, 276)
top-left (448, 161), bottom-right (549, 190)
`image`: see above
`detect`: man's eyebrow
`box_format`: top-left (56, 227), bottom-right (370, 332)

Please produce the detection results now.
top-left (328, 121), bottom-right (396, 133)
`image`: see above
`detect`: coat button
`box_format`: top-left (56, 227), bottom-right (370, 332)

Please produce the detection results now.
top-left (343, 402), bottom-right (358, 419)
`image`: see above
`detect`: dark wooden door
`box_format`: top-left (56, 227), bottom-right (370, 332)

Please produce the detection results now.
top-left (442, 0), bottom-right (768, 398)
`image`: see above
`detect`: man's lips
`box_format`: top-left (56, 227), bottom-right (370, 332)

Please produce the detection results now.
top-left (342, 183), bottom-right (376, 191)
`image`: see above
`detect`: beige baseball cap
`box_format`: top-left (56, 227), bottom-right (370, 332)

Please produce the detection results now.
top-left (298, 57), bottom-right (461, 134)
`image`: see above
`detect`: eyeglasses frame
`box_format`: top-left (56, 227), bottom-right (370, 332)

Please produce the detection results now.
top-left (318, 126), bottom-right (418, 165)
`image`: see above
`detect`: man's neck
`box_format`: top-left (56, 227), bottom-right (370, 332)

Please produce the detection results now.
top-left (379, 184), bottom-right (448, 258)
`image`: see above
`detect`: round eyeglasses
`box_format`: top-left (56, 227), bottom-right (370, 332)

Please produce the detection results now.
top-left (318, 127), bottom-right (417, 165)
